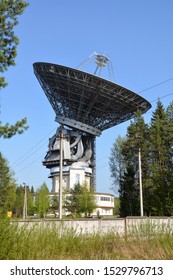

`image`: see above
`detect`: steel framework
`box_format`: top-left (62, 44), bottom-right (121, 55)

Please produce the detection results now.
top-left (33, 62), bottom-right (151, 136)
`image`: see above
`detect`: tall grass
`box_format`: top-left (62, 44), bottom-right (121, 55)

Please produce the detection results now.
top-left (0, 219), bottom-right (173, 259)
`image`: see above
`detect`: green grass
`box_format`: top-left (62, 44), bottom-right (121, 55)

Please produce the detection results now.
top-left (0, 219), bottom-right (173, 259)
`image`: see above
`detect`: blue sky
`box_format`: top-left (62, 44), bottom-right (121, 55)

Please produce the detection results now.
top-left (1, 0), bottom-right (173, 195)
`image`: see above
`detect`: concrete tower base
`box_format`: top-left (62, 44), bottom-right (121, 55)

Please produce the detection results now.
top-left (43, 126), bottom-right (95, 192)
top-left (50, 165), bottom-right (92, 193)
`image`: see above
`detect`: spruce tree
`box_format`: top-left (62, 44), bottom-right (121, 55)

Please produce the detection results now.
top-left (149, 101), bottom-right (172, 215)
top-left (119, 164), bottom-right (139, 217)
top-left (165, 102), bottom-right (173, 215)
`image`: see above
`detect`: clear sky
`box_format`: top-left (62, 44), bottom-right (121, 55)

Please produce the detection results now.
top-left (1, 0), bottom-right (173, 195)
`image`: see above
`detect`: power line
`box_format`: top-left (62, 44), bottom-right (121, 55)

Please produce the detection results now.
top-left (11, 127), bottom-right (56, 168)
top-left (15, 153), bottom-right (46, 174)
top-left (138, 77), bottom-right (173, 94)
top-left (150, 91), bottom-right (173, 103)
top-left (11, 139), bottom-right (48, 169)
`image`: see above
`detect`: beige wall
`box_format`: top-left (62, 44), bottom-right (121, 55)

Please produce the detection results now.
top-left (11, 217), bottom-right (173, 235)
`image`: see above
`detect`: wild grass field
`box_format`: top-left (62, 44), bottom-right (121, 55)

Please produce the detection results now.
top-left (0, 219), bottom-right (173, 260)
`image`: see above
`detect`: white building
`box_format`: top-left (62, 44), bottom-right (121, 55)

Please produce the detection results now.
top-left (93, 192), bottom-right (115, 216)
top-left (49, 192), bottom-right (115, 217)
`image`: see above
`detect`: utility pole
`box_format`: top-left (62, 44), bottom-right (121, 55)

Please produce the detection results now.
top-left (23, 183), bottom-right (27, 219)
top-left (138, 148), bottom-right (144, 217)
top-left (59, 124), bottom-right (63, 219)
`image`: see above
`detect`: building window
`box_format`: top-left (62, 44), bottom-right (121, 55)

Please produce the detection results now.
top-left (100, 196), bottom-right (110, 201)
top-left (75, 174), bottom-right (80, 184)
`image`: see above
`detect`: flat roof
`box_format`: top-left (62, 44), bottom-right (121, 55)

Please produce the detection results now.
top-left (33, 62), bottom-right (151, 136)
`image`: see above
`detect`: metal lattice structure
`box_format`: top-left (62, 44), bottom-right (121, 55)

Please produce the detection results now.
top-left (33, 62), bottom-right (151, 136)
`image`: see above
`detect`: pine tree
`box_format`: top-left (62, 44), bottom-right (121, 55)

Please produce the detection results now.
top-left (35, 182), bottom-right (50, 218)
top-left (0, 0), bottom-right (29, 138)
top-left (0, 152), bottom-right (16, 215)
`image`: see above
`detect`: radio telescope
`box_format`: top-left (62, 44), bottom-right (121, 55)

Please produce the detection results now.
top-left (33, 53), bottom-right (151, 217)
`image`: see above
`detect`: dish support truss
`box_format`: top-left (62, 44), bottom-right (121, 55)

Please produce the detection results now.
top-left (33, 63), bottom-right (151, 137)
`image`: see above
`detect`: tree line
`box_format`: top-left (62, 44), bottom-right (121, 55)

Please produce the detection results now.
top-left (109, 100), bottom-right (173, 217)
top-left (0, 155), bottom-right (49, 218)
top-left (0, 153), bottom-right (97, 218)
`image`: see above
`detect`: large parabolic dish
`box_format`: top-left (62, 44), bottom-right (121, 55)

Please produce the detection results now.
top-left (33, 62), bottom-right (151, 136)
